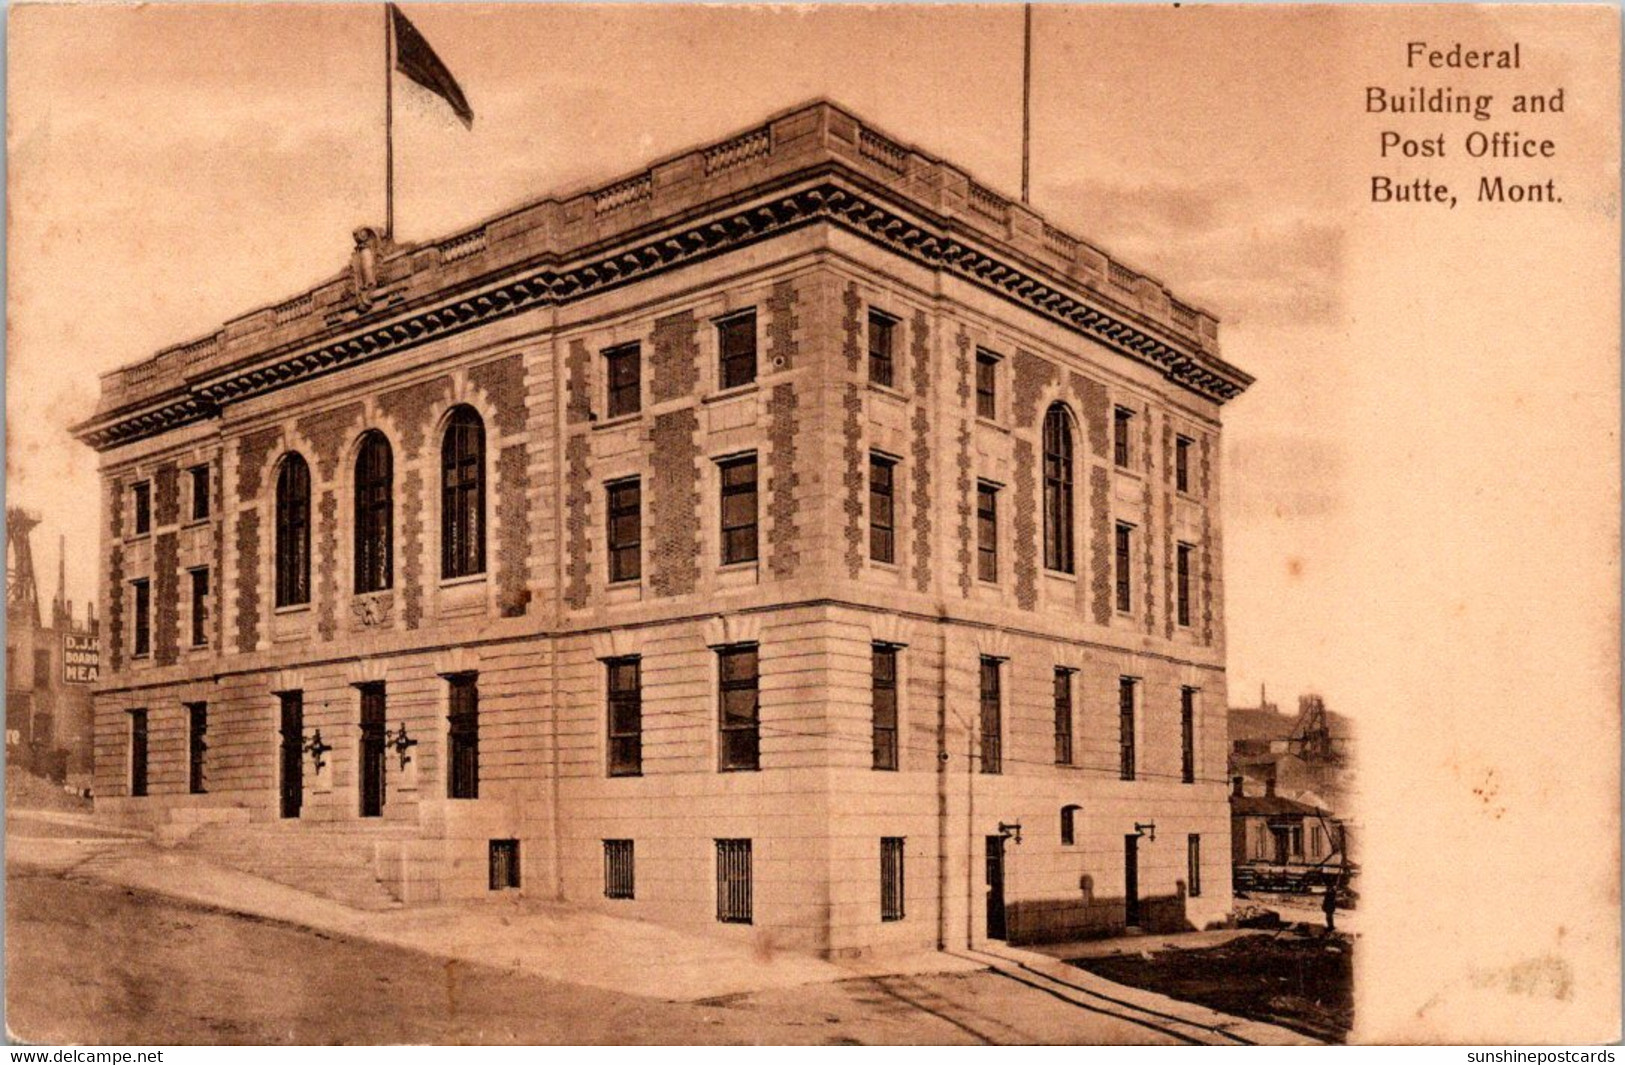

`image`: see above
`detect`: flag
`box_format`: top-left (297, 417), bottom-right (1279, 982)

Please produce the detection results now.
top-left (390, 4), bottom-right (473, 129)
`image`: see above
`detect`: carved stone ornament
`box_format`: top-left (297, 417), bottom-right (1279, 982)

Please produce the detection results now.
top-left (350, 227), bottom-right (383, 312)
top-left (351, 590), bottom-right (394, 628)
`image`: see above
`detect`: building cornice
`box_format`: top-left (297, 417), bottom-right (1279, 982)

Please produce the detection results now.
top-left (75, 126), bottom-right (1253, 452)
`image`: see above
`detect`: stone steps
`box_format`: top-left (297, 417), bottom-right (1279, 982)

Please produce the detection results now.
top-left (181, 820), bottom-right (423, 911)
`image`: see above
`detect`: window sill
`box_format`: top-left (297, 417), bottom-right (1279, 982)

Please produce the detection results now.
top-left (183, 518), bottom-right (211, 530)
top-left (607, 771), bottom-right (643, 779)
top-left (1043, 569), bottom-right (1079, 584)
top-left (718, 765), bottom-right (761, 774)
top-left (131, 652), bottom-right (151, 661)
top-left (704, 382), bottom-right (759, 405)
top-left (274, 603), bottom-right (312, 616)
top-left (1176, 489), bottom-right (1201, 503)
top-left (1114, 465), bottom-right (1144, 481)
top-left (124, 534), bottom-right (151, 545)
top-left (866, 380), bottom-right (908, 402)
top-left (439, 573), bottom-right (488, 589)
top-left (718, 558), bottom-right (759, 573)
top-left (868, 558), bottom-right (901, 572)
top-left (975, 416), bottom-right (1009, 434)
top-left (593, 411), bottom-right (642, 431)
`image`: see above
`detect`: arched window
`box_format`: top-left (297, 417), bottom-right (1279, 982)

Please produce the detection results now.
top-left (441, 406), bottom-right (486, 579)
top-left (354, 431), bottom-right (393, 593)
top-left (275, 453), bottom-right (311, 607)
top-left (1043, 404), bottom-right (1075, 573)
top-left (1061, 804), bottom-right (1081, 846)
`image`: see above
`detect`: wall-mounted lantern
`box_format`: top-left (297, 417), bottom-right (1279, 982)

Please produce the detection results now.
top-left (1134, 821), bottom-right (1157, 843)
top-left (998, 821), bottom-right (1023, 846)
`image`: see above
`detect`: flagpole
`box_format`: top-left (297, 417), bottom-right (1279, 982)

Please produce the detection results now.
top-left (385, 3), bottom-right (395, 240)
top-left (1021, 2), bottom-right (1032, 205)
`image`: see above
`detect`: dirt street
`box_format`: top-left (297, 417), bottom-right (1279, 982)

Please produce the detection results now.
top-left (7, 870), bottom-right (1177, 1045)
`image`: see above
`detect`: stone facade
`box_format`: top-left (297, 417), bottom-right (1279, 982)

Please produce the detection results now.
top-left (75, 101), bottom-right (1251, 956)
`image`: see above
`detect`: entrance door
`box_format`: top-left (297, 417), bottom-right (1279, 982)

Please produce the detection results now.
top-left (1124, 834), bottom-right (1141, 928)
top-left (985, 835), bottom-right (1007, 940)
top-left (359, 684), bottom-right (386, 818)
top-left (279, 693), bottom-right (303, 819)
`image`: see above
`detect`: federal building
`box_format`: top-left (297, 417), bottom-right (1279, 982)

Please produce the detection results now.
top-left (74, 101), bottom-right (1253, 956)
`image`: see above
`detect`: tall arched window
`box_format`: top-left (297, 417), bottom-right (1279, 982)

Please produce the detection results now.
top-left (354, 431), bottom-right (393, 593)
top-left (275, 453), bottom-right (311, 607)
top-left (441, 406), bottom-right (486, 579)
top-left (1043, 404), bottom-right (1075, 573)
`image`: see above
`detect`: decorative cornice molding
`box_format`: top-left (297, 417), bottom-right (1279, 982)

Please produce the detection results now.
top-left (76, 179), bottom-right (1251, 452)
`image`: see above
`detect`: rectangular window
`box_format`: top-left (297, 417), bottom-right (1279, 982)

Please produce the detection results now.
top-left (1181, 687), bottom-right (1197, 784)
top-left (190, 568), bottom-right (210, 647)
top-left (190, 465), bottom-right (211, 521)
top-left (605, 342), bottom-right (642, 418)
top-left (979, 657), bottom-right (1002, 775)
top-left (1061, 806), bottom-right (1078, 846)
top-left (1311, 825), bottom-right (1325, 856)
top-left (607, 478), bottom-right (642, 583)
top-left (1054, 668), bottom-right (1074, 765)
top-left (975, 350), bottom-right (998, 420)
top-left (129, 709), bottom-right (148, 797)
top-left (869, 455), bottom-right (896, 564)
top-left (448, 674), bottom-right (479, 800)
top-left (1188, 835), bottom-right (1202, 897)
top-left (131, 482), bottom-right (151, 536)
top-left (1119, 677), bottom-right (1137, 781)
top-left (1175, 436), bottom-right (1192, 494)
top-left (1115, 523), bottom-right (1133, 613)
top-left (718, 311), bottom-right (757, 390)
top-left (1113, 407), bottom-right (1133, 467)
top-left (716, 839), bottom-right (753, 923)
top-left (1176, 543), bottom-right (1193, 627)
top-left (489, 839), bottom-right (520, 890)
top-left (606, 657), bottom-right (642, 777)
top-left (717, 645), bottom-right (759, 772)
top-left (719, 455), bottom-right (759, 565)
top-left (872, 644), bottom-right (898, 771)
top-left (131, 579), bottom-right (151, 658)
top-left (604, 839), bottom-right (635, 899)
top-left (187, 703), bottom-right (207, 795)
top-left (881, 837), bottom-right (905, 921)
top-left (868, 311), bottom-right (896, 388)
top-left (977, 482), bottom-right (999, 583)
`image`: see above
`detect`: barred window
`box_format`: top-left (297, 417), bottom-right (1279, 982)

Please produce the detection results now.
top-left (189, 568), bottom-right (210, 648)
top-left (718, 311), bottom-right (757, 391)
top-left (716, 838), bottom-right (752, 923)
top-left (274, 454), bottom-right (311, 607)
top-left (129, 709), bottom-right (148, 797)
top-left (131, 482), bottom-right (151, 536)
top-left (1188, 834), bottom-right (1202, 897)
top-left (131, 579), bottom-right (151, 658)
top-left (355, 431), bottom-right (393, 593)
top-left (717, 645), bottom-right (759, 772)
top-left (604, 839), bottom-right (634, 899)
top-left (1175, 435), bottom-right (1192, 494)
top-left (1043, 405), bottom-right (1075, 573)
top-left (979, 657), bottom-right (1002, 775)
top-left (880, 837), bottom-right (905, 921)
top-left (872, 644), bottom-right (898, 771)
top-left (1114, 406), bottom-right (1133, 467)
top-left (1119, 677), bottom-right (1137, 781)
top-left (1061, 804), bottom-right (1080, 846)
top-left (605, 343), bottom-right (642, 419)
top-left (1115, 523), bottom-right (1134, 613)
top-left (187, 703), bottom-right (208, 795)
top-left (190, 465), bottom-right (211, 521)
top-left (868, 311), bottom-right (896, 388)
top-left (1177, 542), bottom-right (1193, 627)
top-left (448, 673), bottom-right (479, 800)
top-left (607, 657), bottom-right (642, 777)
top-left (1054, 668), bottom-right (1074, 766)
top-left (441, 406), bottom-right (486, 579)
top-left (869, 455), bottom-right (896, 564)
top-left (607, 478), bottom-right (642, 584)
top-left (977, 482), bottom-right (999, 583)
top-left (975, 351), bottom-right (998, 420)
top-left (489, 839), bottom-right (520, 890)
top-left (719, 455), bottom-right (758, 565)
top-left (1181, 687), bottom-right (1197, 784)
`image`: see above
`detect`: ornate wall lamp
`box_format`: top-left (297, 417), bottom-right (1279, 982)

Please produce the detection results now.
top-left (1134, 821), bottom-right (1157, 843)
top-left (302, 729), bottom-right (333, 774)
top-left (385, 721), bottom-right (418, 771)
top-left (998, 821), bottom-right (1024, 846)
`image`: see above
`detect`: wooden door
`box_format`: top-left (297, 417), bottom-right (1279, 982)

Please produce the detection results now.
top-left (1124, 834), bottom-right (1141, 927)
top-left (985, 835), bottom-right (1007, 940)
top-left (278, 693), bottom-right (302, 819)
top-left (359, 684), bottom-right (386, 818)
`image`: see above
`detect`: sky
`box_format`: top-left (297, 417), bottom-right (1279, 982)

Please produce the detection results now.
top-left (8, 3), bottom-right (1358, 712)
top-left (8, 4), bottom-right (1620, 1040)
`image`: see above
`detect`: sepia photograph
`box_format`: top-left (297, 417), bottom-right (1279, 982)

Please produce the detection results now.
top-left (4, 2), bottom-right (1618, 1048)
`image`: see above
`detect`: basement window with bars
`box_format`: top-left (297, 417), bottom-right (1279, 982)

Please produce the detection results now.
top-left (716, 839), bottom-right (753, 924)
top-left (447, 673), bottom-right (480, 800)
top-left (489, 839), bottom-right (520, 891)
top-left (604, 839), bottom-right (634, 899)
top-left (880, 837), bottom-right (905, 921)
